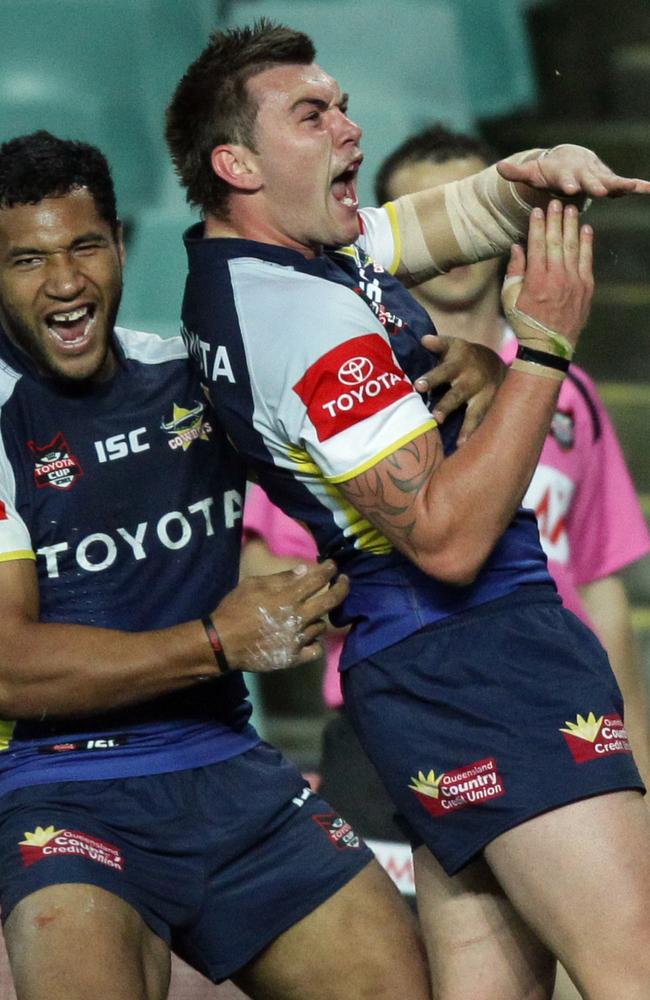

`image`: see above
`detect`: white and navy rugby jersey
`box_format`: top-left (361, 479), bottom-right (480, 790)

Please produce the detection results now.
top-left (181, 208), bottom-right (554, 668)
top-left (0, 326), bottom-right (256, 794)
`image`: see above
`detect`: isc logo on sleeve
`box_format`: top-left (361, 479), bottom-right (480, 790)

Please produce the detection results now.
top-left (293, 333), bottom-right (413, 442)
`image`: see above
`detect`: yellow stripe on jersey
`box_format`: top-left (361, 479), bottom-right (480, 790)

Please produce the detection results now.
top-left (383, 201), bottom-right (402, 275)
top-left (0, 719), bottom-right (16, 752)
top-left (286, 444), bottom-right (394, 555)
top-left (0, 550), bottom-right (35, 563)
top-left (326, 420), bottom-right (436, 485)
top-left (285, 443), bottom-right (322, 477)
top-left (335, 486), bottom-right (393, 555)
top-left (335, 243), bottom-right (363, 267)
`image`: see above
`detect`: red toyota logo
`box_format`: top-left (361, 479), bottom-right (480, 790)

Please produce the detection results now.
top-left (338, 356), bottom-right (373, 385)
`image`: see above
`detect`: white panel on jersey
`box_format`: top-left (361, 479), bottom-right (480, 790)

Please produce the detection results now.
top-left (0, 408), bottom-right (33, 561)
top-left (115, 327), bottom-right (188, 365)
top-left (228, 259), bottom-right (432, 483)
top-left (0, 360), bottom-right (21, 408)
top-left (357, 206), bottom-right (398, 274)
top-left (0, 363), bottom-right (32, 557)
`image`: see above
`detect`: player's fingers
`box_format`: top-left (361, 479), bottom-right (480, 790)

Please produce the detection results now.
top-left (301, 574), bottom-right (349, 622)
top-left (544, 199), bottom-right (565, 267)
top-left (551, 170), bottom-right (581, 196)
top-left (288, 559), bottom-right (338, 601)
top-left (429, 383), bottom-right (464, 425)
top-left (505, 243), bottom-right (526, 281)
top-left (456, 393), bottom-right (492, 446)
top-left (561, 203), bottom-right (580, 270)
top-left (524, 207), bottom-right (547, 271)
top-left (588, 172), bottom-right (635, 195)
top-left (627, 177), bottom-right (650, 195)
top-left (495, 158), bottom-right (534, 184)
top-left (298, 621), bottom-right (327, 647)
top-left (574, 167), bottom-right (638, 197)
top-left (577, 223), bottom-right (594, 283)
top-left (413, 336), bottom-right (458, 396)
top-left (293, 639), bottom-right (326, 665)
top-left (414, 363), bottom-right (455, 396)
top-left (578, 171), bottom-right (611, 197)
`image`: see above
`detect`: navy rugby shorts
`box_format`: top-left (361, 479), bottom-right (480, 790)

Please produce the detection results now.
top-left (0, 743), bottom-right (373, 982)
top-left (343, 585), bottom-right (645, 875)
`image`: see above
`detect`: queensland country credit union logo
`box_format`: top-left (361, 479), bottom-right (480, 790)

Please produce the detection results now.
top-left (560, 712), bottom-right (631, 763)
top-left (409, 756), bottom-right (505, 817)
top-left (19, 825), bottom-right (124, 870)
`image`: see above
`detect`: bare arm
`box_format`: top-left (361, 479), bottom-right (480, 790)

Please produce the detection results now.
top-left (0, 556), bottom-right (348, 720)
top-left (339, 202), bottom-right (593, 584)
top-left (579, 574), bottom-right (650, 784)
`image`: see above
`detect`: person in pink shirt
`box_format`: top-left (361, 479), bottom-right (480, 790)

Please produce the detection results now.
top-left (499, 332), bottom-right (650, 630)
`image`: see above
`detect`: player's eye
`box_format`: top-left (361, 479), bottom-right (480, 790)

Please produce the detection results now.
top-left (74, 242), bottom-right (103, 255)
top-left (13, 256), bottom-right (42, 268)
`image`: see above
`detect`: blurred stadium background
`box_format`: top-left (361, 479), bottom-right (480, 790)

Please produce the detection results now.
top-left (2, 0), bottom-right (650, 806)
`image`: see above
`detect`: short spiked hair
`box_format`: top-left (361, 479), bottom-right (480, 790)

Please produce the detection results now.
top-left (166, 19), bottom-right (315, 219)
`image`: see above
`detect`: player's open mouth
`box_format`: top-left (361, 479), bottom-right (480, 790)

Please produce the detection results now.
top-left (331, 164), bottom-right (360, 209)
top-left (45, 304), bottom-right (96, 350)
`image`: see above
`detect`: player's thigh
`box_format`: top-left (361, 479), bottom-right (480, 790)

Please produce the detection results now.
top-left (485, 790), bottom-right (650, 993)
top-left (413, 844), bottom-right (555, 1000)
top-left (232, 859), bottom-right (429, 1000)
top-left (4, 883), bottom-right (170, 1000)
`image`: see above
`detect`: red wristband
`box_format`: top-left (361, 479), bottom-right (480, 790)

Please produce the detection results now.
top-left (201, 616), bottom-right (231, 674)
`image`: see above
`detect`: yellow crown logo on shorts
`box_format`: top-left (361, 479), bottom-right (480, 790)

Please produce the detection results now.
top-left (19, 825), bottom-right (63, 847)
top-left (408, 770), bottom-right (444, 799)
top-left (559, 712), bottom-right (603, 743)
top-left (0, 719), bottom-right (15, 752)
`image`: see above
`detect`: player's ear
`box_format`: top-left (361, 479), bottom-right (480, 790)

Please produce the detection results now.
top-left (211, 144), bottom-right (262, 192)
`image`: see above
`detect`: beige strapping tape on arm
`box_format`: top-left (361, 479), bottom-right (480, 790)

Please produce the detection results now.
top-left (444, 151), bottom-right (545, 264)
top-left (501, 274), bottom-right (574, 360)
top-left (392, 150), bottom-right (545, 282)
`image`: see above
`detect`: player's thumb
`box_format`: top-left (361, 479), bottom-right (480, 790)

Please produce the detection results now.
top-left (501, 245), bottom-right (526, 314)
top-left (506, 242), bottom-right (526, 279)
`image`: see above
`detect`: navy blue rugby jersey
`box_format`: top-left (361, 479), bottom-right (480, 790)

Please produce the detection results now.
top-left (181, 207), bottom-right (553, 668)
top-left (0, 325), bottom-right (257, 794)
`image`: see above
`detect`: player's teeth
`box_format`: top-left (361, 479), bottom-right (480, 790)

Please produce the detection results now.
top-left (51, 307), bottom-right (87, 322)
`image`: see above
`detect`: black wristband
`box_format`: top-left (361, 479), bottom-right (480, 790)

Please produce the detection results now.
top-left (515, 344), bottom-right (571, 373)
top-left (201, 616), bottom-right (231, 674)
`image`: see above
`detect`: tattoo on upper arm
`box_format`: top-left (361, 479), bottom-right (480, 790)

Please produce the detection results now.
top-left (341, 431), bottom-right (442, 550)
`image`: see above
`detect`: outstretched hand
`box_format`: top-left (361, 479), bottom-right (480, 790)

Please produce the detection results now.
top-left (414, 335), bottom-right (505, 445)
top-left (211, 559), bottom-right (349, 673)
top-left (497, 143), bottom-right (650, 198)
top-left (502, 200), bottom-right (594, 352)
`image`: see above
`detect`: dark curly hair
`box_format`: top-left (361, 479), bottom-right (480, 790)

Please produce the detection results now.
top-left (0, 131), bottom-right (119, 236)
top-left (375, 124), bottom-right (498, 206)
top-left (166, 19), bottom-right (315, 220)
